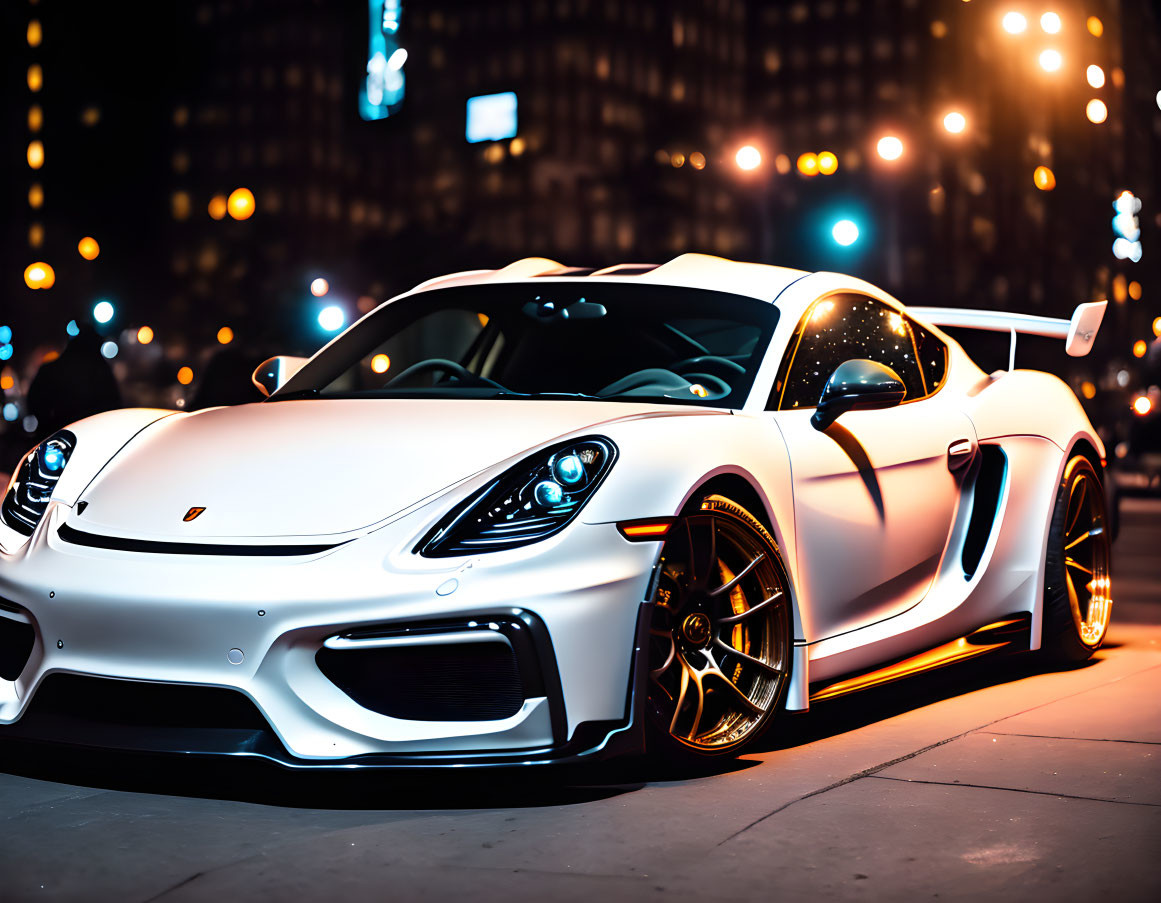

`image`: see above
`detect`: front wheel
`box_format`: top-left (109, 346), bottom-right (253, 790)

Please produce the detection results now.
top-left (1042, 456), bottom-right (1113, 661)
top-left (646, 494), bottom-right (792, 761)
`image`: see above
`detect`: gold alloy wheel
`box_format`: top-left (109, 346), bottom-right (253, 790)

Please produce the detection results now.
top-left (647, 503), bottom-right (791, 753)
top-left (1061, 459), bottom-right (1113, 647)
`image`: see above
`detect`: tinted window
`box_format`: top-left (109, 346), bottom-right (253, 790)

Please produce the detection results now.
top-left (911, 319), bottom-right (949, 392)
top-left (278, 283), bottom-right (779, 409)
top-left (771, 294), bottom-right (926, 410)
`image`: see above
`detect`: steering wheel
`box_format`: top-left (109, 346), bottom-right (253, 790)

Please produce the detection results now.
top-left (383, 358), bottom-right (502, 389)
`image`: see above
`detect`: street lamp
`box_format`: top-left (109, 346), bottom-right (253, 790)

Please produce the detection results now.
top-left (735, 145), bottom-right (762, 171)
top-left (876, 136), bottom-right (904, 161)
top-left (942, 111), bottom-right (967, 134)
top-left (1001, 12), bottom-right (1027, 34)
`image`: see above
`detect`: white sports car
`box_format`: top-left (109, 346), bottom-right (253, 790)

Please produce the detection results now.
top-left (0, 254), bottom-right (1112, 768)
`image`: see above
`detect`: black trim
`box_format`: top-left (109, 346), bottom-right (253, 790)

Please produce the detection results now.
top-left (962, 446), bottom-right (1007, 579)
top-left (57, 523), bottom-right (349, 557)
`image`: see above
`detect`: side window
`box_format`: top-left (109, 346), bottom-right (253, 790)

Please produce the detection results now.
top-left (910, 318), bottom-right (949, 394)
top-left (770, 294), bottom-right (926, 410)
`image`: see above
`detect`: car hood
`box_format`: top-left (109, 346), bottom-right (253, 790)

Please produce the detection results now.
top-left (73, 399), bottom-right (695, 539)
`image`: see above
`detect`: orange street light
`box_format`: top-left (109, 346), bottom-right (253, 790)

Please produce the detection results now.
top-left (217, 326), bottom-right (234, 345)
top-left (876, 136), bottom-right (904, 161)
top-left (77, 236), bottom-right (100, 260)
top-left (796, 152), bottom-right (819, 176)
top-left (371, 354), bottom-right (391, 374)
top-left (23, 261), bottom-right (55, 290)
top-left (735, 145), bottom-right (762, 171)
top-left (817, 151), bottom-right (838, 175)
top-left (177, 366), bottom-right (194, 386)
top-left (226, 187), bottom-right (255, 220)
top-left (1132, 340), bottom-right (1148, 358)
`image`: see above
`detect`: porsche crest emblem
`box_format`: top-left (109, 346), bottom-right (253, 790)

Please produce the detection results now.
top-left (183, 507), bottom-right (207, 522)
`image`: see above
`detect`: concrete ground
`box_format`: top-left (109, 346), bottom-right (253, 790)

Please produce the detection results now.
top-left (1, 501), bottom-right (1158, 902)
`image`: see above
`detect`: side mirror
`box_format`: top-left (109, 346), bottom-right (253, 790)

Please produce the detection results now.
top-left (252, 355), bottom-right (308, 398)
top-left (811, 359), bottom-right (906, 431)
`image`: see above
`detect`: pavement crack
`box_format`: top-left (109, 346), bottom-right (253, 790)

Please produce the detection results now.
top-left (981, 730), bottom-right (1161, 746)
top-left (869, 773), bottom-right (1161, 807)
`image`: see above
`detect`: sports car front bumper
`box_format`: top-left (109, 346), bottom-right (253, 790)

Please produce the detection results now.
top-left (0, 502), bottom-right (659, 767)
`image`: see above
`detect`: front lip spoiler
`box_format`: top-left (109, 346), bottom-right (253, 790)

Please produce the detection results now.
top-left (57, 523), bottom-right (351, 557)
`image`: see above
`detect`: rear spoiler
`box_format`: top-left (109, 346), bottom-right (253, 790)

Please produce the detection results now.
top-left (909, 301), bottom-right (1107, 370)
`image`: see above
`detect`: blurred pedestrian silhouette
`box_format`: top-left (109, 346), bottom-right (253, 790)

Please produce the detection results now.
top-left (26, 324), bottom-right (121, 443)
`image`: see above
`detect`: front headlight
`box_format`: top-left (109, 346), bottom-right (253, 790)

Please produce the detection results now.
top-left (2, 430), bottom-right (76, 536)
top-left (416, 436), bottom-right (617, 557)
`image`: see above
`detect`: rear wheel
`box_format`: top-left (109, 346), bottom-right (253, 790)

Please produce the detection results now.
top-left (646, 495), bottom-right (792, 761)
top-left (1042, 456), bottom-right (1112, 661)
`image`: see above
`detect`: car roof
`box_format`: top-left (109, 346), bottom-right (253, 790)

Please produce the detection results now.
top-left (408, 253), bottom-right (811, 304)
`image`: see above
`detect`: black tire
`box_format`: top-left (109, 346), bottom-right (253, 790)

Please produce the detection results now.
top-left (1042, 456), bottom-right (1113, 662)
top-left (645, 494), bottom-right (793, 764)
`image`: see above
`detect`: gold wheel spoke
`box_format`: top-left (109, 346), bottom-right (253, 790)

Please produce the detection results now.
top-left (713, 637), bottom-right (782, 674)
top-left (707, 668), bottom-right (765, 716)
top-left (1065, 527), bottom-right (1101, 551)
top-left (686, 669), bottom-right (706, 741)
top-left (1065, 557), bottom-right (1093, 576)
top-left (650, 636), bottom-right (676, 681)
top-left (1065, 478), bottom-right (1087, 537)
top-left (669, 659), bottom-right (691, 735)
top-left (719, 591), bottom-right (783, 624)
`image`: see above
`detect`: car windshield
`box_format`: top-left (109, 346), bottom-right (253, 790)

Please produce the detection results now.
top-left (276, 282), bottom-right (779, 408)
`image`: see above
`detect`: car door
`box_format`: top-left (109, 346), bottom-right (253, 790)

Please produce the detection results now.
top-left (769, 293), bottom-right (976, 640)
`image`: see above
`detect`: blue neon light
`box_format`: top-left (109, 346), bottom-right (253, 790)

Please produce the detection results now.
top-left (466, 92), bottom-right (518, 143)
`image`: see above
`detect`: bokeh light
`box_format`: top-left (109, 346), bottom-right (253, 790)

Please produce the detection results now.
top-left (796, 152), bottom-right (819, 176)
top-left (24, 262), bottom-right (55, 290)
top-left (942, 111), bottom-right (967, 134)
top-left (817, 151), bottom-right (838, 175)
top-left (1132, 340), bottom-right (1148, 358)
top-left (217, 326), bottom-right (234, 345)
top-left (226, 187), bottom-right (255, 220)
top-left (832, 219), bottom-right (860, 246)
top-left (100, 341), bottom-right (118, 359)
top-left (876, 136), bottom-right (904, 161)
top-left (27, 64), bottom-right (43, 92)
top-left (371, 354), bottom-right (391, 373)
top-left (735, 145), bottom-right (761, 171)
top-left (1086, 99), bottom-right (1108, 123)
top-left (136, 325), bottom-right (154, 345)
top-left (1080, 381), bottom-right (1097, 400)
top-left (93, 300), bottom-right (115, 324)
top-left (77, 236), bottom-right (100, 260)
top-left (1133, 395), bottom-right (1152, 416)
top-left (1040, 12), bottom-right (1061, 34)
top-left (1033, 166), bottom-right (1056, 191)
top-left (1001, 12), bottom-right (1027, 35)
top-left (177, 366), bottom-right (194, 385)
top-left (1039, 49), bottom-right (1063, 73)
top-left (1086, 16), bottom-right (1103, 37)
top-left (1086, 65), bottom-right (1105, 88)
top-left (1152, 317), bottom-right (1161, 337)
top-left (318, 305), bottom-right (346, 332)
top-left (1129, 281), bottom-right (1142, 301)
top-left (310, 277), bottom-right (330, 297)
top-left (27, 140), bottom-right (44, 169)
top-left (208, 195), bottom-right (228, 220)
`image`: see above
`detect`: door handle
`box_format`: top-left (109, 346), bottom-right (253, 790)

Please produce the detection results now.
top-left (947, 438), bottom-right (975, 471)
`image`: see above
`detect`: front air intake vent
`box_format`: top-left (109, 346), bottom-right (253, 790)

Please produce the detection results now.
top-left (0, 606), bottom-right (35, 681)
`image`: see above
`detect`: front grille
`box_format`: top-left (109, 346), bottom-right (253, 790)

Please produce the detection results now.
top-left (24, 673), bottom-right (270, 731)
top-left (0, 610), bottom-right (35, 681)
top-left (317, 639), bottom-right (526, 722)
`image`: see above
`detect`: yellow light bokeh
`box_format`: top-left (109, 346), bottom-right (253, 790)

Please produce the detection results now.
top-left (217, 326), bottom-right (234, 345)
top-left (1113, 274), bottom-right (1128, 303)
top-left (207, 195), bottom-right (227, 220)
top-left (1087, 16), bottom-right (1103, 37)
top-left (27, 140), bottom-right (44, 169)
top-left (942, 111), bottom-right (967, 134)
top-left (735, 145), bottom-right (762, 171)
top-left (27, 19), bottom-right (42, 47)
top-left (817, 151), bottom-right (838, 175)
top-left (1128, 281), bottom-right (1142, 301)
top-left (689, 151), bottom-right (706, 170)
top-left (28, 184), bottom-right (43, 209)
top-left (172, 191), bottom-right (191, 221)
top-left (1086, 99), bottom-right (1108, 124)
top-left (509, 136), bottom-right (526, 156)
top-left (1133, 395), bottom-right (1152, 416)
top-left (29, 224), bottom-right (44, 248)
top-left (0, 374), bottom-right (13, 391)
top-left (23, 261), bottom-right (55, 290)
top-left (28, 105), bottom-right (42, 132)
top-left (1152, 317), bottom-right (1161, 338)
top-left (77, 236), bottom-right (100, 260)
top-left (227, 187), bottom-right (255, 220)
top-left (1039, 49), bottom-right (1063, 72)
top-left (27, 64), bottom-right (42, 92)
top-left (136, 325), bottom-right (154, 345)
top-left (1080, 381), bottom-right (1097, 400)
top-left (1040, 12), bottom-right (1061, 34)
top-left (1001, 12), bottom-right (1027, 35)
top-left (1033, 165), bottom-right (1056, 191)
top-left (1087, 65), bottom-right (1105, 88)
top-left (371, 353), bottom-right (391, 374)
top-left (797, 152), bottom-right (819, 176)
top-left (670, 152), bottom-right (686, 168)
top-left (177, 366), bottom-right (194, 386)
top-left (1132, 340), bottom-right (1148, 358)
top-left (774, 153), bottom-right (791, 174)
top-left (876, 136), bottom-right (904, 161)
